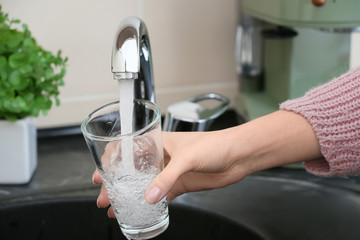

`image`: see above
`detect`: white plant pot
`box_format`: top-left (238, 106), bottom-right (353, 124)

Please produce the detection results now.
top-left (0, 117), bottom-right (37, 184)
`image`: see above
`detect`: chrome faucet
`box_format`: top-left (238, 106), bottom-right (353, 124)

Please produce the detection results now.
top-left (111, 16), bottom-right (155, 103)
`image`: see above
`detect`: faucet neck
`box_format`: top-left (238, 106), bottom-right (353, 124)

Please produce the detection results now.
top-left (111, 17), bottom-right (155, 103)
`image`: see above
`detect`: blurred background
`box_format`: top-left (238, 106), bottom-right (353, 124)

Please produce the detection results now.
top-left (2, 0), bottom-right (360, 129)
top-left (1, 0), bottom-right (239, 128)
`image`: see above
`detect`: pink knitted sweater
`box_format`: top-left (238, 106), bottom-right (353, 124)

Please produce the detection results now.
top-left (280, 67), bottom-right (360, 177)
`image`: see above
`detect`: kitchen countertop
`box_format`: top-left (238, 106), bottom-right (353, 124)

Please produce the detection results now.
top-left (0, 133), bottom-right (95, 202)
top-left (2, 124), bottom-right (360, 239)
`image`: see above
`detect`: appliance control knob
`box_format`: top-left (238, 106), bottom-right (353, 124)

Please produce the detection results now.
top-left (312, 0), bottom-right (326, 7)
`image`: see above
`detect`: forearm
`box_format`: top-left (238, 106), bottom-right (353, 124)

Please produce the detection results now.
top-left (280, 67), bottom-right (360, 176)
top-left (224, 110), bottom-right (322, 176)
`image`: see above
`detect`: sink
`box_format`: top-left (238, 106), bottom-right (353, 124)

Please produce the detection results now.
top-left (3, 128), bottom-right (360, 240)
top-left (0, 196), bottom-right (264, 240)
top-left (173, 170), bottom-right (360, 240)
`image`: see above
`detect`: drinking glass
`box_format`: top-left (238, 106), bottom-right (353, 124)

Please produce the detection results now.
top-left (81, 99), bottom-right (169, 240)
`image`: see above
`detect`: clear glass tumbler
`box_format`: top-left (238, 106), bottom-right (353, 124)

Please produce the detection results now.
top-left (81, 99), bottom-right (169, 240)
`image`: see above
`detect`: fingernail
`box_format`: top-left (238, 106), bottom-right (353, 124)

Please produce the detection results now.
top-left (145, 186), bottom-right (163, 204)
top-left (96, 197), bottom-right (100, 208)
top-left (92, 174), bottom-right (95, 184)
top-left (107, 208), bottom-right (112, 218)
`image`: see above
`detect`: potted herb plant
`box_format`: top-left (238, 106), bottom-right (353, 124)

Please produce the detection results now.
top-left (0, 5), bottom-right (67, 184)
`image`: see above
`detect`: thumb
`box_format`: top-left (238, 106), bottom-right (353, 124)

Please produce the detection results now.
top-left (145, 158), bottom-right (186, 204)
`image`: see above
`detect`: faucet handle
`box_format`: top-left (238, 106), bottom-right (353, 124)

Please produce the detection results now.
top-left (163, 93), bottom-right (230, 132)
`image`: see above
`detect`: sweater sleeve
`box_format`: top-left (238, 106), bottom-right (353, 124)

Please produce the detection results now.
top-left (280, 67), bottom-right (360, 177)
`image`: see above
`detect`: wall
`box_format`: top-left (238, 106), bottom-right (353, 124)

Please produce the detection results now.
top-left (1, 0), bottom-right (239, 128)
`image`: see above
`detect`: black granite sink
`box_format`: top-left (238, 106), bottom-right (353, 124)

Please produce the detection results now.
top-left (0, 197), bottom-right (264, 240)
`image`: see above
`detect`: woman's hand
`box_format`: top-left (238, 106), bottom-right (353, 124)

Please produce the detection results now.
top-left (144, 130), bottom-right (251, 204)
top-left (144, 110), bottom-right (322, 204)
top-left (94, 110), bottom-right (322, 216)
top-left (92, 169), bottom-right (116, 218)
top-left (92, 129), bottom-right (244, 217)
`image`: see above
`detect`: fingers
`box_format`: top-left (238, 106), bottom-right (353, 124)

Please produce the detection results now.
top-left (97, 184), bottom-right (110, 208)
top-left (93, 170), bottom-right (116, 219)
top-left (92, 169), bottom-right (102, 184)
top-left (97, 184), bottom-right (116, 219)
top-left (107, 207), bottom-right (116, 218)
top-left (93, 169), bottom-right (108, 209)
top-left (145, 156), bottom-right (188, 204)
top-left (144, 131), bottom-right (194, 204)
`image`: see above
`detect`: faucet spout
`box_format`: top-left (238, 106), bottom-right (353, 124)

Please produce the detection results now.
top-left (111, 16), bottom-right (155, 103)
